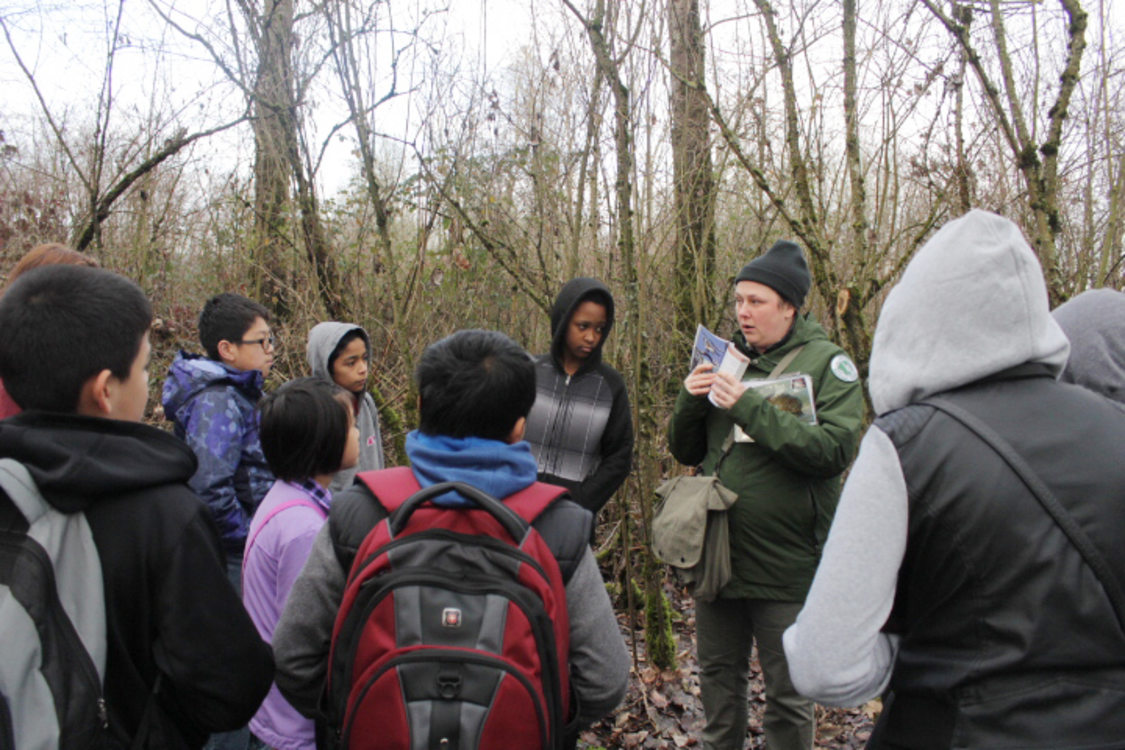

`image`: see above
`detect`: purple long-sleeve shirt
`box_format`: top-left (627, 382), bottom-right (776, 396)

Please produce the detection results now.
top-left (242, 480), bottom-right (330, 750)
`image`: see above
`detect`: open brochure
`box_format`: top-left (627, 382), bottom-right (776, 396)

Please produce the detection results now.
top-left (746, 373), bottom-right (817, 424)
top-left (733, 373), bottom-right (817, 442)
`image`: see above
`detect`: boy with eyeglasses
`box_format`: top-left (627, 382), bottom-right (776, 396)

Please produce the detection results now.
top-left (164, 293), bottom-right (278, 750)
top-left (163, 293), bottom-right (277, 588)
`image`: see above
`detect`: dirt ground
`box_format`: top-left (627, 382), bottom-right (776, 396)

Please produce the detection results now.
top-left (580, 583), bottom-right (878, 749)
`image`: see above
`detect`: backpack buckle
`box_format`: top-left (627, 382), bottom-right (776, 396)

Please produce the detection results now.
top-left (436, 671), bottom-right (463, 700)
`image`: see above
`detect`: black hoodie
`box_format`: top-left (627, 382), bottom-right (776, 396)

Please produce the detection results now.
top-left (0, 412), bottom-right (273, 748)
top-left (524, 278), bottom-right (633, 516)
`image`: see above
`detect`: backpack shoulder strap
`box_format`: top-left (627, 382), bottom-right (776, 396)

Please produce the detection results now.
top-left (355, 467), bottom-right (421, 513)
top-left (0, 458), bottom-right (48, 525)
top-left (503, 482), bottom-right (570, 525)
top-left (924, 395), bottom-right (1125, 635)
top-left (242, 496), bottom-right (328, 588)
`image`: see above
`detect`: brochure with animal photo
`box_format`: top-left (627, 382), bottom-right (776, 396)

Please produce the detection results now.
top-left (690, 324), bottom-right (751, 406)
top-left (732, 373), bottom-right (817, 442)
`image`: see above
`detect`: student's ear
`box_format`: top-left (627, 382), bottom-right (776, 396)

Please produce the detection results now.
top-left (216, 339), bottom-right (238, 365)
top-left (75, 369), bottom-right (115, 417)
top-left (506, 416), bottom-right (527, 444)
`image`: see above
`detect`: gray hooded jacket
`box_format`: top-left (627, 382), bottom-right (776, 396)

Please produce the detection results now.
top-left (307, 322), bottom-right (385, 493)
top-left (783, 210), bottom-right (1075, 706)
top-left (1052, 288), bottom-right (1125, 403)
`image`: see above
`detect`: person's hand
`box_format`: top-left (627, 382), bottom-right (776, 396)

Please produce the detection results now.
top-left (709, 371), bottom-right (747, 410)
top-left (684, 363), bottom-right (717, 397)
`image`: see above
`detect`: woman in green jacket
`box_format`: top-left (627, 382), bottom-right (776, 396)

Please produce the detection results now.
top-left (668, 240), bottom-right (865, 750)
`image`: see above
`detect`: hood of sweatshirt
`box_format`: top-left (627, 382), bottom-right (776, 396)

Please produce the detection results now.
top-left (548, 277), bottom-right (616, 373)
top-left (162, 350), bottom-right (264, 418)
top-left (306, 322), bottom-right (371, 382)
top-left (1052, 288), bottom-right (1125, 403)
top-left (0, 411), bottom-right (197, 513)
top-left (869, 209), bottom-right (1070, 415)
top-left (404, 429), bottom-right (539, 507)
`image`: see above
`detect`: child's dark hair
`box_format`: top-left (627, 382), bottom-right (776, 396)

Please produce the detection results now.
top-left (329, 329), bottom-right (369, 371)
top-left (258, 377), bottom-right (351, 482)
top-left (416, 329), bottom-right (535, 441)
top-left (199, 293), bottom-right (270, 361)
top-left (0, 265), bottom-right (151, 412)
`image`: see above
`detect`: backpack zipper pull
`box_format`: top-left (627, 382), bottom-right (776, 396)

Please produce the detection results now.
top-left (98, 697), bottom-right (108, 728)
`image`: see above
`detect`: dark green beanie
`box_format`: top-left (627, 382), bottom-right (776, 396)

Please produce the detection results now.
top-left (734, 240), bottom-right (810, 307)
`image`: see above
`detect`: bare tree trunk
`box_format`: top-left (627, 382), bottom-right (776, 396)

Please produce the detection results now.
top-left (247, 0), bottom-right (294, 314)
top-left (669, 0), bottom-right (716, 346)
top-left (291, 131), bottom-right (343, 319)
top-left (751, 0), bottom-right (823, 250)
top-left (243, 0), bottom-right (342, 318)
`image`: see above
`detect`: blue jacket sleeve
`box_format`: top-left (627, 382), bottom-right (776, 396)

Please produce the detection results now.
top-left (177, 388), bottom-right (252, 545)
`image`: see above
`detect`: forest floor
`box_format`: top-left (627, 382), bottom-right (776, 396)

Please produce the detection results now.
top-left (580, 581), bottom-right (878, 749)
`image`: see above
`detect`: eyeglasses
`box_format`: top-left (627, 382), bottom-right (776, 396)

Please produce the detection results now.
top-left (238, 335), bottom-right (277, 352)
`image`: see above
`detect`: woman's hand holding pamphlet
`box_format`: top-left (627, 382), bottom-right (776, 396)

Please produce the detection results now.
top-left (691, 324), bottom-right (818, 429)
top-left (690, 325), bottom-right (750, 406)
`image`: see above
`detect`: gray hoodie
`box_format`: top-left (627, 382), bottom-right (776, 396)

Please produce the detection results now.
top-left (782, 210), bottom-right (1071, 705)
top-left (1052, 288), bottom-right (1125, 403)
top-left (306, 322), bottom-right (385, 493)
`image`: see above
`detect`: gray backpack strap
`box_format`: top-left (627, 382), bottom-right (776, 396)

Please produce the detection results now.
top-left (0, 458), bottom-right (107, 747)
top-left (923, 397), bottom-right (1125, 634)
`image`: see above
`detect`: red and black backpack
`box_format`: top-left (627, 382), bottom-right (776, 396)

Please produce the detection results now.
top-left (324, 467), bottom-right (572, 750)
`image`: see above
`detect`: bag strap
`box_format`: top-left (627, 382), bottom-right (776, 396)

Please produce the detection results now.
top-left (358, 467), bottom-right (568, 526)
top-left (499, 482), bottom-right (570, 525)
top-left (356, 466), bottom-right (421, 514)
top-left (0, 458), bottom-right (48, 525)
top-left (923, 395), bottom-right (1125, 633)
top-left (244, 498), bottom-right (327, 558)
top-left (242, 496), bottom-right (328, 588)
top-left (767, 344), bottom-right (805, 380)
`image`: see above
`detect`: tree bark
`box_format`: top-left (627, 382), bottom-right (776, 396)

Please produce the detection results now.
top-left (669, 0), bottom-right (716, 345)
top-left (247, 0), bottom-right (294, 314)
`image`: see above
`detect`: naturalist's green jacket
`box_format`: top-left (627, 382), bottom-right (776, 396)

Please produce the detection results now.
top-left (668, 313), bottom-right (865, 602)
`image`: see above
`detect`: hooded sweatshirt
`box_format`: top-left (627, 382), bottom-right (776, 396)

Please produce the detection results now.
top-left (306, 322), bottom-right (385, 493)
top-left (783, 211), bottom-right (1125, 722)
top-left (0, 412), bottom-right (274, 748)
top-left (162, 351), bottom-right (274, 555)
top-left (524, 278), bottom-right (633, 515)
top-left (1052, 288), bottom-right (1125, 404)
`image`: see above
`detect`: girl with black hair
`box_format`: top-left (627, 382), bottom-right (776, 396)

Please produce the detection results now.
top-left (242, 377), bottom-right (359, 750)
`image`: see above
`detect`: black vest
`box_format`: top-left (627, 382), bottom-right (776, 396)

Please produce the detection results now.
top-left (872, 365), bottom-right (1125, 749)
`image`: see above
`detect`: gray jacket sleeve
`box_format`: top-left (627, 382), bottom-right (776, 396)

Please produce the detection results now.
top-left (782, 426), bottom-right (906, 706)
top-left (566, 548), bottom-right (630, 726)
top-left (273, 523), bottom-right (343, 717)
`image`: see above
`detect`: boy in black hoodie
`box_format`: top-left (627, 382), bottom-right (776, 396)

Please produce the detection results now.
top-left (524, 277), bottom-right (634, 521)
top-left (0, 266), bottom-right (273, 748)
